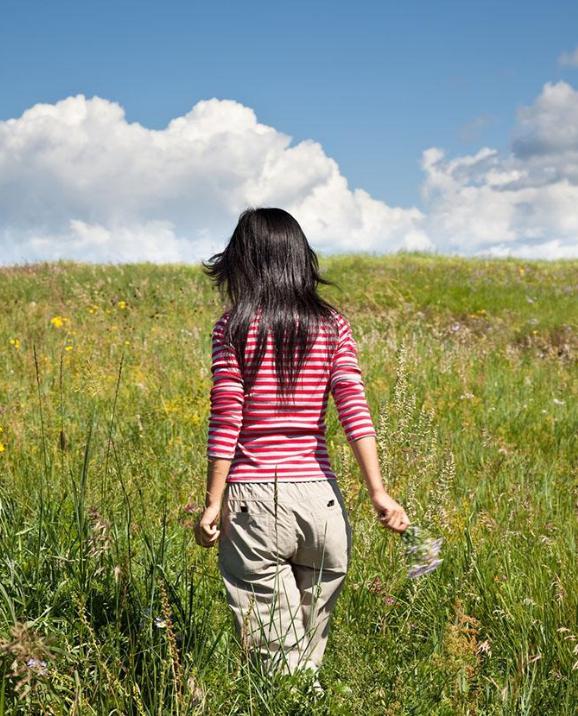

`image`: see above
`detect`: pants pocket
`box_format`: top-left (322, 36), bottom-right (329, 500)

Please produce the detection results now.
top-left (314, 488), bottom-right (351, 572)
top-left (219, 499), bottom-right (275, 578)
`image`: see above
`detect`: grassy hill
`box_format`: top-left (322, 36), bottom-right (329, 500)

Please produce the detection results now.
top-left (0, 254), bottom-right (576, 714)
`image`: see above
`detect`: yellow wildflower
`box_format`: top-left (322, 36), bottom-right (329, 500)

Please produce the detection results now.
top-left (50, 315), bottom-right (68, 328)
top-left (9, 337), bottom-right (20, 349)
top-left (0, 442), bottom-right (5, 453)
top-left (65, 345), bottom-right (73, 351)
top-left (163, 398), bottom-right (181, 415)
top-left (117, 300), bottom-right (127, 310)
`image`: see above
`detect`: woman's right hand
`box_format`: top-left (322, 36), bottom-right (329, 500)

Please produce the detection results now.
top-left (370, 491), bottom-right (410, 533)
top-left (194, 504), bottom-right (221, 548)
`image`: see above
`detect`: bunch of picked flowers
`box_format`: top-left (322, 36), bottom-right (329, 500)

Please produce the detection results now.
top-left (400, 524), bottom-right (443, 578)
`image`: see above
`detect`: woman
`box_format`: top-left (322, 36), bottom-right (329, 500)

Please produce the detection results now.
top-left (194, 207), bottom-right (409, 689)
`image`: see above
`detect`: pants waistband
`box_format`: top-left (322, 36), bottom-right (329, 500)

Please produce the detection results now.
top-left (224, 478), bottom-right (338, 502)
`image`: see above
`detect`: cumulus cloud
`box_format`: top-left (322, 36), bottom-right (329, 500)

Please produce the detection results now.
top-left (420, 81), bottom-right (578, 258)
top-left (1, 82), bottom-right (578, 265)
top-left (0, 94), bottom-right (431, 265)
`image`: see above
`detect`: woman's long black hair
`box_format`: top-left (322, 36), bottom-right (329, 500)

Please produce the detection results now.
top-left (202, 207), bottom-right (342, 407)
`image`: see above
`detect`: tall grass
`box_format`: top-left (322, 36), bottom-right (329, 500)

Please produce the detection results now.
top-left (0, 254), bottom-right (576, 714)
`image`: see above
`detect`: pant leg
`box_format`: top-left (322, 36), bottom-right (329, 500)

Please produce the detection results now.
top-left (291, 479), bottom-right (352, 671)
top-left (291, 565), bottom-right (348, 671)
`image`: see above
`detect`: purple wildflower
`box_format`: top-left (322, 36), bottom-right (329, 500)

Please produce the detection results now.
top-left (401, 524), bottom-right (443, 578)
top-left (408, 559), bottom-right (444, 579)
top-left (26, 658), bottom-right (48, 675)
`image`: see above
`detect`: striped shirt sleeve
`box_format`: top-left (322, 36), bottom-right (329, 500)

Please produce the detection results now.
top-left (330, 314), bottom-right (377, 442)
top-left (207, 316), bottom-right (245, 459)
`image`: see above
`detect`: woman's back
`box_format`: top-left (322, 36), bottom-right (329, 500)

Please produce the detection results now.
top-left (207, 307), bottom-right (377, 481)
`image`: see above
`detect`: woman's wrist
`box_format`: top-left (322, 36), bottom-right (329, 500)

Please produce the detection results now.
top-left (366, 482), bottom-right (388, 500)
top-left (205, 457), bottom-right (230, 509)
top-left (204, 493), bottom-right (223, 509)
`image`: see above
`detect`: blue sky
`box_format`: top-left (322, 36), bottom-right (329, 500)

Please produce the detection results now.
top-left (2, 0), bottom-right (578, 262)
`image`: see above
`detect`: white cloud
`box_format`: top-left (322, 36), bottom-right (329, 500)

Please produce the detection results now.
top-left (1, 83), bottom-right (578, 265)
top-left (0, 94), bottom-right (429, 265)
top-left (420, 81), bottom-right (578, 258)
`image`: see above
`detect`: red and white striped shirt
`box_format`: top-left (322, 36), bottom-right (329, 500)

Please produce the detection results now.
top-left (207, 308), bottom-right (377, 482)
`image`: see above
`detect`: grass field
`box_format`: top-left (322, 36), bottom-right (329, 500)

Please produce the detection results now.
top-left (0, 254), bottom-right (576, 715)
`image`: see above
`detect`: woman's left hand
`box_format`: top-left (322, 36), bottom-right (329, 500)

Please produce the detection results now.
top-left (194, 505), bottom-right (221, 548)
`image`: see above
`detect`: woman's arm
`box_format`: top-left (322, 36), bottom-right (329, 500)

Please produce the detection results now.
top-left (206, 317), bottom-right (245, 461)
top-left (348, 434), bottom-right (385, 498)
top-left (330, 315), bottom-right (409, 533)
top-left (349, 435), bottom-right (410, 533)
top-left (195, 316), bottom-right (244, 548)
top-left (205, 456), bottom-right (231, 509)
top-left (194, 456), bottom-right (230, 548)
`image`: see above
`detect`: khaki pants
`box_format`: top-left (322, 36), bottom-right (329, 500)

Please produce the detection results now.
top-left (218, 478), bottom-right (352, 676)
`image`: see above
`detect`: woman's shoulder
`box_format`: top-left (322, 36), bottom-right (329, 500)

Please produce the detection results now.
top-left (211, 309), bottom-right (231, 340)
top-left (327, 306), bottom-right (344, 321)
top-left (327, 307), bottom-right (351, 332)
top-left (214, 306), bottom-right (232, 324)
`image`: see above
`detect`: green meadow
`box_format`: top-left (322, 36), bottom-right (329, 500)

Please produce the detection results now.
top-left (0, 254), bottom-right (576, 715)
